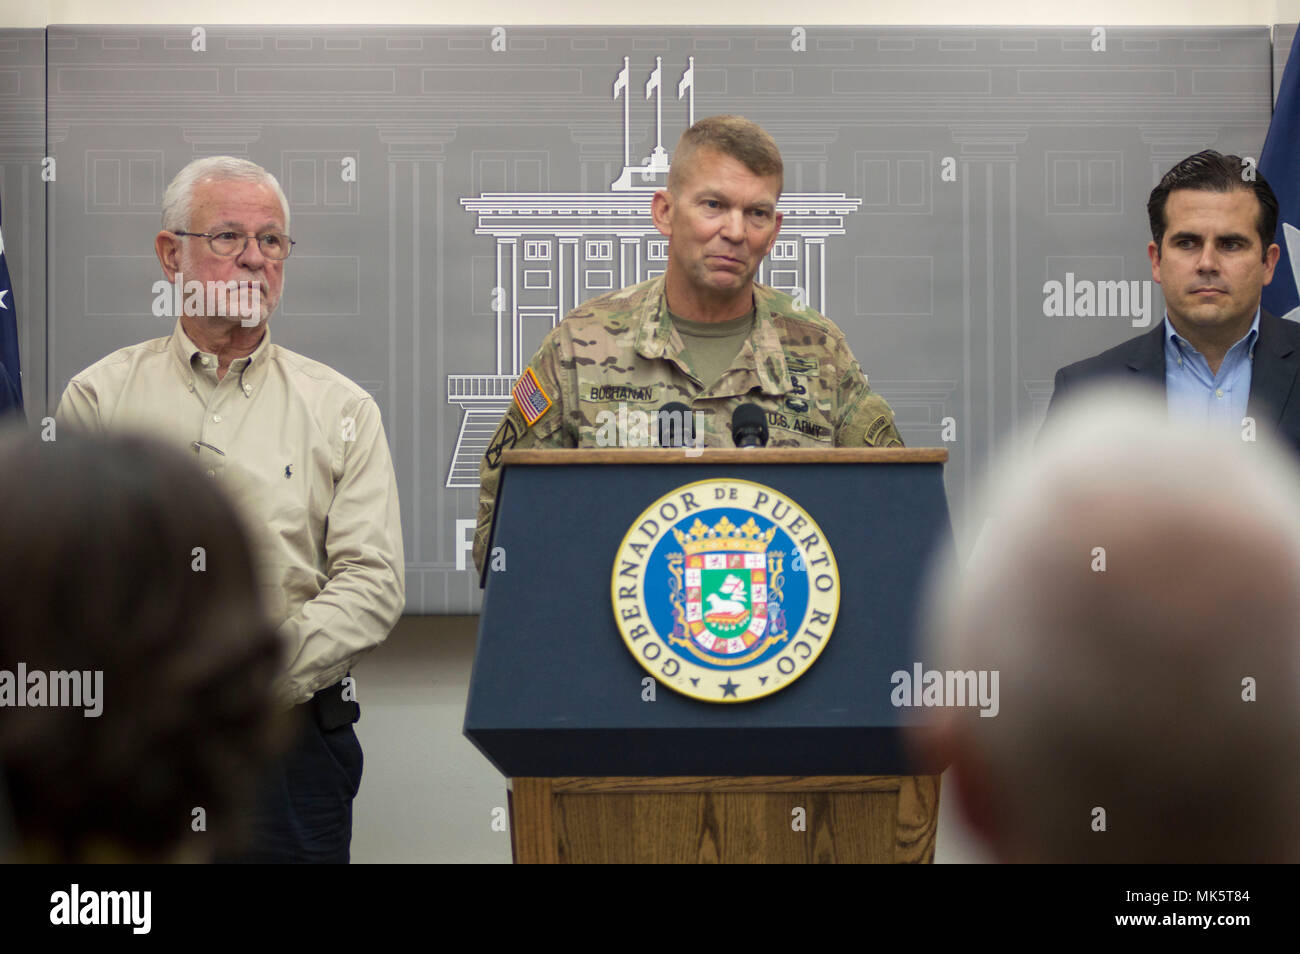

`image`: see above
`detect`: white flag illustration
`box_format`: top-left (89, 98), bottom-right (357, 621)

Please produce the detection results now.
top-left (612, 58), bottom-right (628, 99)
top-left (645, 60), bottom-right (661, 98)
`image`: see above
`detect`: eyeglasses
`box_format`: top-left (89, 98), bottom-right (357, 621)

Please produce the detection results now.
top-left (171, 230), bottom-right (296, 261)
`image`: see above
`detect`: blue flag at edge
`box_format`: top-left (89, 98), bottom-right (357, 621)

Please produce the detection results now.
top-left (1261, 27), bottom-right (1300, 323)
top-left (0, 193), bottom-right (23, 413)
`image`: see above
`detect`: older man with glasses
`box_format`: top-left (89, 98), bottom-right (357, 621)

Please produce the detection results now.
top-left (55, 156), bottom-right (405, 864)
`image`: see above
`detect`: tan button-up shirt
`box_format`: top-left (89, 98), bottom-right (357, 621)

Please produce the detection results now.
top-left (55, 321), bottom-right (405, 706)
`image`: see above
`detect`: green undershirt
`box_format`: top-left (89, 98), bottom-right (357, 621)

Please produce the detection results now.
top-left (669, 307), bottom-right (755, 390)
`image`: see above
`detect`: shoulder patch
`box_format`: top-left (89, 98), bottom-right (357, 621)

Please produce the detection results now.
top-left (865, 413), bottom-right (895, 446)
top-left (512, 367), bottom-right (552, 426)
top-left (484, 416), bottom-right (520, 470)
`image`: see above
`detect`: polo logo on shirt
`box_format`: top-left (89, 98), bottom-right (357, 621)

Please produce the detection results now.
top-left (285, 465), bottom-right (292, 478)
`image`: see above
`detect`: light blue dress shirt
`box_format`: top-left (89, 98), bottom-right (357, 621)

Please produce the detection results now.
top-left (1164, 309), bottom-right (1260, 429)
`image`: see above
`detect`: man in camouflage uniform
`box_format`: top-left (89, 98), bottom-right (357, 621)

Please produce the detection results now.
top-left (474, 115), bottom-right (902, 575)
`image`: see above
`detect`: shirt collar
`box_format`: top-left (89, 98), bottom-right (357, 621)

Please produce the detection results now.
top-left (634, 275), bottom-right (792, 395)
top-left (169, 319), bottom-right (273, 396)
top-left (1163, 308), bottom-right (1260, 361)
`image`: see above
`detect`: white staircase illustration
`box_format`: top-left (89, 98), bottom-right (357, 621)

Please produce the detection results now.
top-left (446, 407), bottom-right (510, 488)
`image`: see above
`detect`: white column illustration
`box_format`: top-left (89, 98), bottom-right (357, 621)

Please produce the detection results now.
top-left (620, 236), bottom-right (641, 288)
top-left (503, 238), bottom-right (520, 375)
top-left (559, 237), bottom-right (580, 314)
top-left (804, 237), bottom-right (825, 313)
top-left (494, 239), bottom-right (505, 375)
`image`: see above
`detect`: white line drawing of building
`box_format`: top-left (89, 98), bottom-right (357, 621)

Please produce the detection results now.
top-left (446, 58), bottom-right (864, 487)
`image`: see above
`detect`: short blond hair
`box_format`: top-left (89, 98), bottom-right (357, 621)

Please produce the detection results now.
top-left (667, 115), bottom-right (783, 195)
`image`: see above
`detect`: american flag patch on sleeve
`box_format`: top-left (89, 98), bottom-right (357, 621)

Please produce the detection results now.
top-left (512, 367), bottom-right (552, 426)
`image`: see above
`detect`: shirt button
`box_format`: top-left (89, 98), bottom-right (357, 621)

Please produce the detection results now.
top-left (243, 385), bottom-right (252, 394)
top-left (213, 414), bottom-right (223, 423)
top-left (1215, 389), bottom-right (1224, 399)
top-left (206, 470), bottom-right (216, 478)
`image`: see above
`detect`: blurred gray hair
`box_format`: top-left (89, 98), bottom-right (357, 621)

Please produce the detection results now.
top-left (924, 384), bottom-right (1300, 861)
top-left (161, 156), bottom-right (290, 234)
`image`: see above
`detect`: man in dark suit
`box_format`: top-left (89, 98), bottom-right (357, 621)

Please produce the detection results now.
top-left (1047, 150), bottom-right (1298, 450)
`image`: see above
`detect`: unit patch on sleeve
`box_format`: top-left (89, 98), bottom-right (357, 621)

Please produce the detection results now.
top-left (865, 414), bottom-right (894, 445)
top-left (484, 417), bottom-right (520, 469)
top-left (512, 367), bottom-right (552, 426)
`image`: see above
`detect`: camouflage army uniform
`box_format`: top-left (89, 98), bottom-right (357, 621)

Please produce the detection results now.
top-left (473, 273), bottom-right (903, 573)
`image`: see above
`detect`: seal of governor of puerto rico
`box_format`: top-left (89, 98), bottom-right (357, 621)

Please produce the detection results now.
top-left (611, 478), bottom-right (840, 703)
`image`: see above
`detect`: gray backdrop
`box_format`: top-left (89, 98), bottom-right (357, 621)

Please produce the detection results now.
top-left (0, 25), bottom-right (1287, 613)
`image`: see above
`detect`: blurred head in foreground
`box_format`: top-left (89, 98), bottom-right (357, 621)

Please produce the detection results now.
top-left (918, 386), bottom-right (1300, 862)
top-left (0, 430), bottom-right (285, 862)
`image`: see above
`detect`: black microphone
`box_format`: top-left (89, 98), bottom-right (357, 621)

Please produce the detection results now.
top-left (731, 404), bottom-right (768, 448)
top-left (656, 402), bottom-right (693, 448)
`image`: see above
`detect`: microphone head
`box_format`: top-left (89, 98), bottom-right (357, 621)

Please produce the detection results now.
top-left (656, 402), bottom-right (693, 448)
top-left (731, 403), bottom-right (769, 448)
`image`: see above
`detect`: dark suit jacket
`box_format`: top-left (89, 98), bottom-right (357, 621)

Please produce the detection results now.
top-left (1046, 310), bottom-right (1300, 454)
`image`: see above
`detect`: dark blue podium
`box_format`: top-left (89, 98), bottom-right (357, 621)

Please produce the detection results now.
top-left (464, 447), bottom-right (954, 863)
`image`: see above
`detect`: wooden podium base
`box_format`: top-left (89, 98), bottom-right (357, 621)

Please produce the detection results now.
top-left (508, 775), bottom-right (940, 864)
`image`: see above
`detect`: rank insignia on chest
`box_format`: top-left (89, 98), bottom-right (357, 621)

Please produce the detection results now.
top-left (512, 367), bottom-right (552, 426)
top-left (785, 355), bottom-right (820, 376)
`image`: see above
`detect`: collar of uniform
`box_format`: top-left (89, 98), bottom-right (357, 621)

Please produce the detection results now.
top-left (634, 275), bottom-right (793, 396)
top-left (749, 283), bottom-right (793, 395)
top-left (633, 274), bottom-right (676, 360)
